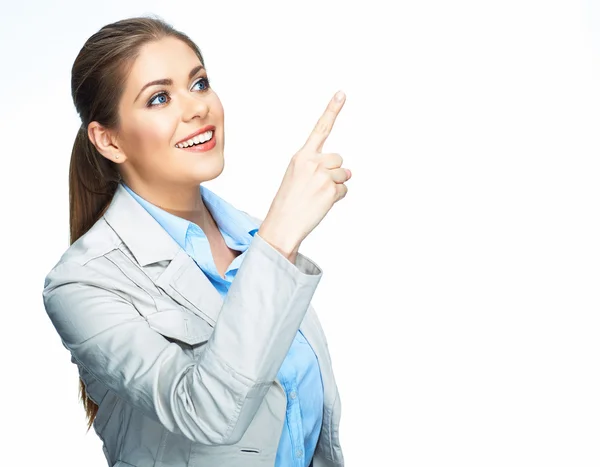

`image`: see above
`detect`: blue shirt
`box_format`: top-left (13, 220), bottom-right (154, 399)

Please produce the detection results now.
top-left (122, 182), bottom-right (324, 466)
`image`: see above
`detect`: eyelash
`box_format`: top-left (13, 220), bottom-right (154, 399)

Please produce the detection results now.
top-left (146, 77), bottom-right (211, 107)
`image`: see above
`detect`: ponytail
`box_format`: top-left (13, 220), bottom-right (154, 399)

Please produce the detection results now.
top-left (68, 126), bottom-right (120, 430)
top-left (67, 14), bottom-right (205, 432)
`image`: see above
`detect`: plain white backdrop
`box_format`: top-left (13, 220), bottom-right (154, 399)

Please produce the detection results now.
top-left (2, 0), bottom-right (600, 465)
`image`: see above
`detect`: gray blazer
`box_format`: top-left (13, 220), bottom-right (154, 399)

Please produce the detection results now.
top-left (42, 183), bottom-right (344, 467)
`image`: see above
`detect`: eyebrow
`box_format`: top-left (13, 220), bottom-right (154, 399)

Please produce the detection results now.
top-left (134, 64), bottom-right (205, 104)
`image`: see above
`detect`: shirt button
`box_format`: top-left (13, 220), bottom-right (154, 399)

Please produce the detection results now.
top-left (296, 449), bottom-right (303, 458)
top-left (290, 391), bottom-right (297, 400)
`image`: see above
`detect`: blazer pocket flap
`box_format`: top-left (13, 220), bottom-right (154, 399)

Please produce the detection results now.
top-left (146, 309), bottom-right (213, 345)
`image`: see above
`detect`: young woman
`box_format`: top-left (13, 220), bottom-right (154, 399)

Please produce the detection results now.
top-left (42, 16), bottom-right (350, 467)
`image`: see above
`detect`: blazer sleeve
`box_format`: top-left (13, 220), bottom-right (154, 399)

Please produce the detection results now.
top-left (42, 232), bottom-right (322, 445)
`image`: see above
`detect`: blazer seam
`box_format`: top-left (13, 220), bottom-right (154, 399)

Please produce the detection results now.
top-left (328, 391), bottom-right (338, 460)
top-left (93, 388), bottom-right (120, 433)
top-left (202, 343), bottom-right (255, 389)
top-left (77, 218), bottom-right (121, 266)
top-left (114, 242), bottom-right (163, 290)
top-left (79, 247), bottom-right (118, 267)
top-left (201, 345), bottom-right (249, 443)
top-left (104, 251), bottom-right (158, 306)
top-left (153, 427), bottom-right (169, 467)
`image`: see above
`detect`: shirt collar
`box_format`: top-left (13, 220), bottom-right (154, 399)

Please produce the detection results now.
top-left (200, 185), bottom-right (259, 242)
top-left (120, 182), bottom-right (258, 250)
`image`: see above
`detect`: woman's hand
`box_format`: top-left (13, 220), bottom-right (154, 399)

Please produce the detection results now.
top-left (258, 91), bottom-right (351, 259)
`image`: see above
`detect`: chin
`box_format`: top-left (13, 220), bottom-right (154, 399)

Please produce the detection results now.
top-left (189, 153), bottom-right (225, 184)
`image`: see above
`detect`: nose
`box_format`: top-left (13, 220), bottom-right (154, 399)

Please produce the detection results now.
top-left (181, 92), bottom-right (209, 121)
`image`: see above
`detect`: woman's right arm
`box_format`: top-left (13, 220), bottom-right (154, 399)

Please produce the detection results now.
top-left (43, 90), bottom-right (351, 446)
top-left (42, 231), bottom-right (321, 446)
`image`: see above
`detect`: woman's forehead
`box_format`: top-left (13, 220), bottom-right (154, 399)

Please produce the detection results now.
top-left (124, 37), bottom-right (202, 100)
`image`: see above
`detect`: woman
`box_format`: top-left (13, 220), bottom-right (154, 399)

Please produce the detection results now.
top-left (42, 15), bottom-right (350, 467)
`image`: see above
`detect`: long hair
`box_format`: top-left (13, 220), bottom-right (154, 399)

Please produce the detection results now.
top-left (68, 15), bottom-right (204, 431)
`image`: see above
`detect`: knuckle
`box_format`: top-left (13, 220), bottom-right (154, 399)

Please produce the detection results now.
top-left (326, 183), bottom-right (338, 199)
top-left (316, 169), bottom-right (330, 185)
top-left (290, 154), bottom-right (302, 169)
top-left (336, 167), bottom-right (346, 181)
top-left (320, 153), bottom-right (343, 168)
top-left (292, 151), bottom-right (310, 165)
top-left (314, 173), bottom-right (331, 193)
top-left (305, 158), bottom-right (319, 173)
top-left (315, 118), bottom-right (331, 135)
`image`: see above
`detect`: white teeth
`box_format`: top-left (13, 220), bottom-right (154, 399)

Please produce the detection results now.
top-left (176, 130), bottom-right (213, 148)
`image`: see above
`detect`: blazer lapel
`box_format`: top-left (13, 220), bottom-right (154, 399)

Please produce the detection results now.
top-left (103, 183), bottom-right (223, 325)
top-left (154, 249), bottom-right (224, 326)
top-left (104, 183), bottom-right (337, 456)
top-left (103, 184), bottom-right (334, 388)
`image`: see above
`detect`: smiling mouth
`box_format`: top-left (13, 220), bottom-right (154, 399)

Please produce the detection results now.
top-left (175, 129), bottom-right (214, 148)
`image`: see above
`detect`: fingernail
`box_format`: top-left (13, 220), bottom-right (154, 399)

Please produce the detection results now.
top-left (345, 168), bottom-right (352, 178)
top-left (335, 91), bottom-right (345, 102)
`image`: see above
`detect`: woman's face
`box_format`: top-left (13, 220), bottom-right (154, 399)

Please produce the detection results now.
top-left (112, 36), bottom-right (225, 188)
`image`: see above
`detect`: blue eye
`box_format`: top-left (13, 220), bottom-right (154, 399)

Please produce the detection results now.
top-left (146, 76), bottom-right (211, 107)
top-left (148, 92), bottom-right (169, 107)
top-left (149, 94), bottom-right (168, 106)
top-left (192, 77), bottom-right (210, 91)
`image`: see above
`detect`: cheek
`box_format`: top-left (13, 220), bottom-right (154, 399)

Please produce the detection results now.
top-left (128, 115), bottom-right (177, 157)
top-left (143, 116), bottom-right (175, 147)
top-left (210, 95), bottom-right (225, 121)
top-left (214, 102), bottom-right (225, 140)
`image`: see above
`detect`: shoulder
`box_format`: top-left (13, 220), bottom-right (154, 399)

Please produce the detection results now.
top-left (42, 216), bottom-right (125, 302)
top-left (49, 216), bottom-right (121, 270)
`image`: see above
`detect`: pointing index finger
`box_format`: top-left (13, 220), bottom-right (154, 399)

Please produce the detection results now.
top-left (303, 91), bottom-right (346, 153)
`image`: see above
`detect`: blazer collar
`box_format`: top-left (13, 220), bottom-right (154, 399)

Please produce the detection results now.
top-left (103, 182), bottom-right (188, 267)
top-left (102, 182), bottom-right (261, 327)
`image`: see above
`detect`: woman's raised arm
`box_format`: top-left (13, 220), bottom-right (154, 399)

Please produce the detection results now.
top-left (42, 231), bottom-right (321, 445)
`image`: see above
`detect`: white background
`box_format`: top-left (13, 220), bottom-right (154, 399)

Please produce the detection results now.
top-left (1, 0), bottom-right (600, 465)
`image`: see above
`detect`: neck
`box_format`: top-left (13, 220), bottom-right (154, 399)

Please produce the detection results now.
top-left (121, 178), bottom-right (215, 234)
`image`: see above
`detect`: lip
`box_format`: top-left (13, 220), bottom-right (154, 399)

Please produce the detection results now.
top-left (175, 125), bottom-right (216, 145)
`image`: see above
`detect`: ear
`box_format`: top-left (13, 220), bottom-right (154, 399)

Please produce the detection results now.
top-left (87, 122), bottom-right (127, 163)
